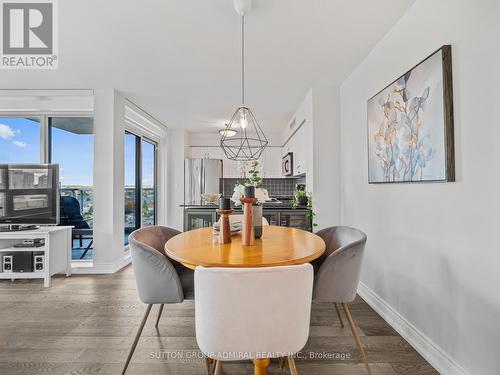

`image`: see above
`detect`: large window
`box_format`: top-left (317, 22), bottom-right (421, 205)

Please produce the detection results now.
top-left (50, 117), bottom-right (94, 260)
top-left (124, 132), bottom-right (157, 245)
top-left (0, 116), bottom-right (94, 261)
top-left (0, 117), bottom-right (41, 163)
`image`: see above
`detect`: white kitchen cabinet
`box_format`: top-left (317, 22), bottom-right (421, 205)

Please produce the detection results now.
top-left (190, 145), bottom-right (284, 179)
top-left (293, 123), bottom-right (308, 176)
top-left (282, 135), bottom-right (294, 158)
top-left (281, 121), bottom-right (308, 177)
top-left (281, 88), bottom-right (313, 177)
top-left (261, 147), bottom-right (282, 178)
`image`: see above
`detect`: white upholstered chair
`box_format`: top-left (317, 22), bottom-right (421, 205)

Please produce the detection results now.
top-left (195, 264), bottom-right (313, 375)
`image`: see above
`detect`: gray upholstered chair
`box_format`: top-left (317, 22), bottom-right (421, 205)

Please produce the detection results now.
top-left (122, 226), bottom-right (194, 375)
top-left (312, 226), bottom-right (371, 375)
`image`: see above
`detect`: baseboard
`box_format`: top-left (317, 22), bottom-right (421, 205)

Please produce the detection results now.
top-left (358, 282), bottom-right (468, 375)
top-left (71, 254), bottom-right (131, 274)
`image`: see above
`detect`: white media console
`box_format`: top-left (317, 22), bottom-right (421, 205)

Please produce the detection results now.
top-left (0, 226), bottom-right (72, 287)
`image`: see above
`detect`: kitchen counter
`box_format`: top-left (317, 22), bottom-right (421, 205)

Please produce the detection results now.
top-left (182, 201), bottom-right (312, 231)
top-left (180, 202), bottom-right (310, 210)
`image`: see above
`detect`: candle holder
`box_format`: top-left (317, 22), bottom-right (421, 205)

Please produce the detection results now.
top-left (240, 197), bottom-right (257, 246)
top-left (216, 209), bottom-right (233, 244)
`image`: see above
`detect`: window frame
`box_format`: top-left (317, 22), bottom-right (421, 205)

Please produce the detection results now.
top-left (0, 115), bottom-right (44, 163)
top-left (124, 131), bottom-right (158, 242)
top-left (48, 115), bottom-right (95, 261)
top-left (141, 137), bottom-right (158, 227)
top-left (0, 112), bottom-right (93, 164)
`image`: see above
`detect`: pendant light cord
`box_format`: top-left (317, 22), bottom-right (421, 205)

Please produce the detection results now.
top-left (241, 14), bottom-right (245, 106)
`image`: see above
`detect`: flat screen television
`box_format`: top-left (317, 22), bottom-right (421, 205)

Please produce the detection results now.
top-left (0, 164), bottom-right (59, 225)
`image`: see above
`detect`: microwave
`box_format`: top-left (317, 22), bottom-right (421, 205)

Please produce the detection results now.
top-left (282, 153), bottom-right (293, 176)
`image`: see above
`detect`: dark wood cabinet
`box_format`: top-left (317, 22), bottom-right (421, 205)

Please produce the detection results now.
top-left (183, 207), bottom-right (310, 231)
top-left (184, 209), bottom-right (218, 231)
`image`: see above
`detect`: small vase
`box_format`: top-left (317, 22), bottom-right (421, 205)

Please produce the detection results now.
top-left (253, 204), bottom-right (263, 239)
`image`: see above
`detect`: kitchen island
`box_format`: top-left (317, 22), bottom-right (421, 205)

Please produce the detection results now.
top-left (182, 201), bottom-right (311, 232)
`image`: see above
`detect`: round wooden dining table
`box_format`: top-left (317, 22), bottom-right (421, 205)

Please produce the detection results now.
top-left (164, 225), bottom-right (326, 375)
top-left (165, 225), bottom-right (325, 269)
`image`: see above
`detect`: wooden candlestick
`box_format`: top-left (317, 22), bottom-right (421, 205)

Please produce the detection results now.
top-left (240, 197), bottom-right (257, 246)
top-left (216, 209), bottom-right (233, 244)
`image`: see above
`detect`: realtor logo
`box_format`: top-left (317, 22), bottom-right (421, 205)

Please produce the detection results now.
top-left (1, 0), bottom-right (58, 69)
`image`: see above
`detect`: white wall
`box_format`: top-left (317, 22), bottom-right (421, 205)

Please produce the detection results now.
top-left (290, 86), bottom-right (341, 229)
top-left (167, 129), bottom-right (189, 231)
top-left (310, 85), bottom-right (341, 229)
top-left (340, 1), bottom-right (500, 374)
top-left (92, 89), bottom-right (126, 271)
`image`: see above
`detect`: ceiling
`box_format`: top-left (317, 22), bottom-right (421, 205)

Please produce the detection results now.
top-left (0, 0), bottom-right (415, 133)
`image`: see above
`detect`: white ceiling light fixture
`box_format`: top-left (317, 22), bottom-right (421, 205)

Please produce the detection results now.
top-left (218, 127), bottom-right (237, 137)
top-left (220, 0), bottom-right (268, 161)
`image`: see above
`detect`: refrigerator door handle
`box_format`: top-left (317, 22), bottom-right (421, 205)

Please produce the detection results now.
top-left (200, 160), bottom-right (205, 198)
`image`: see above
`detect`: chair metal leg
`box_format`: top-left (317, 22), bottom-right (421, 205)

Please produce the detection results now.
top-left (341, 303), bottom-right (372, 375)
top-left (214, 360), bottom-right (222, 375)
top-left (278, 357), bottom-right (287, 369)
top-left (287, 356), bottom-right (298, 375)
top-left (122, 304), bottom-right (152, 375)
top-left (155, 304), bottom-right (164, 328)
top-left (334, 303), bottom-right (345, 328)
top-left (204, 357), bottom-right (214, 375)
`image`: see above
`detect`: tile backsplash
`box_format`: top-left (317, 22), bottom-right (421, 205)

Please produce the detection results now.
top-left (222, 177), bottom-right (306, 198)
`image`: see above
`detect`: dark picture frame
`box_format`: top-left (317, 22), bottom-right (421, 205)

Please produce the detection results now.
top-left (367, 45), bottom-right (455, 183)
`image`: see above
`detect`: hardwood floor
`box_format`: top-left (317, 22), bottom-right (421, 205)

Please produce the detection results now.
top-left (0, 266), bottom-right (438, 375)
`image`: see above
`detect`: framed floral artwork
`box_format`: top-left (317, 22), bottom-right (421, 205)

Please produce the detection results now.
top-left (367, 45), bottom-right (455, 183)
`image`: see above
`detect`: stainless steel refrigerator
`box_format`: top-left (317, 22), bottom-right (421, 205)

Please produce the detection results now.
top-left (184, 158), bottom-right (223, 205)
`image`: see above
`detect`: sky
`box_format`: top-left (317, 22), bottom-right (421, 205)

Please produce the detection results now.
top-left (0, 117), bottom-right (40, 164)
top-left (0, 117), bottom-right (155, 188)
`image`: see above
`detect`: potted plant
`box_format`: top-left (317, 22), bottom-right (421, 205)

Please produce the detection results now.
top-left (294, 190), bottom-right (309, 206)
top-left (291, 189), bottom-right (317, 232)
top-left (230, 160), bottom-right (270, 238)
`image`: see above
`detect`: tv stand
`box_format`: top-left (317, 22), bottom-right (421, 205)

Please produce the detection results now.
top-left (0, 226), bottom-right (72, 287)
top-left (0, 225), bottom-right (40, 232)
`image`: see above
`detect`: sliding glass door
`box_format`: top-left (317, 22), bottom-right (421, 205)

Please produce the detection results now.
top-left (49, 117), bottom-right (94, 260)
top-left (0, 116), bottom-right (94, 260)
top-left (124, 132), bottom-right (157, 245)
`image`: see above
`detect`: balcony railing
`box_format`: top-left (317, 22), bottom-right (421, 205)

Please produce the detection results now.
top-left (61, 187), bottom-right (155, 260)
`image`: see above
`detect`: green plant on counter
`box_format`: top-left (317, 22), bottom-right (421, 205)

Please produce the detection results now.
top-left (307, 195), bottom-right (318, 231)
top-left (291, 189), bottom-right (318, 231)
top-left (291, 190), bottom-right (307, 207)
